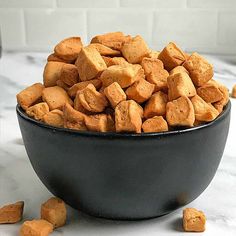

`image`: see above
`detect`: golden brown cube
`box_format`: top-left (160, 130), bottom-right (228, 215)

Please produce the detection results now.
top-left (232, 84), bottom-right (236, 98)
top-left (63, 103), bottom-right (87, 131)
top-left (104, 82), bottom-right (127, 108)
top-left (77, 84), bottom-right (108, 113)
top-left (60, 64), bottom-right (79, 87)
top-left (100, 64), bottom-right (144, 88)
top-left (183, 208), bottom-right (206, 232)
top-left (75, 46), bottom-right (107, 81)
top-left (88, 43), bottom-right (121, 56)
top-left (125, 78), bottom-right (155, 103)
top-left (197, 84), bottom-right (223, 103)
top-left (20, 219), bottom-right (53, 236)
top-left (85, 114), bottom-right (114, 132)
top-left (74, 92), bottom-right (92, 114)
top-left (43, 61), bottom-right (65, 87)
top-left (142, 116), bottom-right (168, 133)
top-left (166, 96), bottom-right (195, 127)
top-left (141, 57), bottom-right (164, 75)
top-left (41, 197), bottom-right (66, 228)
top-left (102, 56), bottom-right (129, 67)
top-left (17, 83), bottom-right (44, 110)
top-left (0, 201), bottom-right (24, 224)
top-left (167, 72), bottom-right (196, 101)
top-left (146, 69), bottom-right (169, 92)
top-left (144, 91), bottom-right (168, 119)
top-left (90, 31), bottom-right (131, 50)
top-left (158, 42), bottom-right (186, 71)
top-left (169, 66), bottom-right (189, 76)
top-left (26, 102), bottom-right (49, 121)
top-left (43, 109), bottom-right (64, 128)
top-left (183, 52), bottom-right (213, 86)
top-left (54, 37), bottom-right (83, 61)
top-left (115, 100), bottom-right (143, 133)
top-left (191, 95), bottom-right (219, 122)
top-left (121, 35), bottom-right (149, 64)
top-left (68, 79), bottom-right (102, 98)
top-left (42, 86), bottom-right (73, 110)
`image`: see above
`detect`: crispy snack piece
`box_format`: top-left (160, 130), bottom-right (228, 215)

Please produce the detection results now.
top-left (125, 78), bottom-right (155, 103)
top-left (100, 64), bottom-right (144, 88)
top-left (115, 100), bottom-right (143, 133)
top-left (142, 116), bottom-right (168, 133)
top-left (232, 84), bottom-right (236, 98)
top-left (26, 102), bottom-right (49, 121)
top-left (90, 31), bottom-right (131, 50)
top-left (75, 46), bottom-right (107, 81)
top-left (20, 219), bottom-right (53, 236)
top-left (0, 201), bottom-right (24, 224)
top-left (88, 43), bottom-right (121, 56)
top-left (17, 83), bottom-right (44, 110)
top-left (121, 35), bottom-right (149, 64)
top-left (85, 114), bottom-right (114, 132)
top-left (144, 91), bottom-right (168, 118)
top-left (167, 72), bottom-right (196, 101)
top-left (43, 109), bottom-right (64, 127)
top-left (197, 84), bottom-right (223, 103)
top-left (42, 86), bottom-right (73, 110)
top-left (213, 84), bottom-right (229, 113)
top-left (104, 82), bottom-right (127, 108)
top-left (56, 79), bottom-right (70, 91)
top-left (43, 62), bottom-right (65, 87)
top-left (47, 53), bottom-right (74, 64)
top-left (166, 96), bottom-right (195, 127)
top-left (183, 208), bottom-right (206, 232)
top-left (147, 50), bottom-right (160, 59)
top-left (41, 197), bottom-right (66, 229)
top-left (63, 103), bottom-right (87, 130)
top-left (60, 64), bottom-right (79, 87)
top-left (74, 92), bottom-right (92, 114)
top-left (68, 79), bottom-right (102, 98)
top-left (183, 52), bottom-right (213, 86)
top-left (102, 56), bottom-right (129, 67)
top-left (141, 57), bottom-right (164, 75)
top-left (191, 95), bottom-right (219, 122)
top-left (169, 66), bottom-right (189, 76)
top-left (54, 37), bottom-right (83, 61)
top-left (146, 69), bottom-right (169, 92)
top-left (158, 42), bottom-right (186, 71)
top-left (77, 84), bottom-right (108, 113)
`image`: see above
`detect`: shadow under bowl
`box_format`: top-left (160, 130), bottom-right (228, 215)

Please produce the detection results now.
top-left (16, 102), bottom-right (231, 220)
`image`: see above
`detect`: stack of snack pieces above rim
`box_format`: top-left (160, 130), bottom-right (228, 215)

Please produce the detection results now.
top-left (17, 32), bottom-right (229, 133)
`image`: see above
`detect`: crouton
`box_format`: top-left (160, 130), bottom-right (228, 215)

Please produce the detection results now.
top-left (183, 52), bottom-right (213, 86)
top-left (26, 102), bottom-right (49, 121)
top-left (75, 46), bottom-right (107, 81)
top-left (142, 116), bottom-right (168, 133)
top-left (42, 86), bottom-right (73, 110)
top-left (88, 43), bottom-right (121, 56)
top-left (166, 96), bottom-right (195, 127)
top-left (43, 109), bottom-right (64, 128)
top-left (17, 83), bottom-right (44, 110)
top-left (121, 35), bottom-right (149, 64)
top-left (183, 208), bottom-right (206, 232)
top-left (158, 42), bottom-right (186, 71)
top-left (60, 64), bottom-right (79, 86)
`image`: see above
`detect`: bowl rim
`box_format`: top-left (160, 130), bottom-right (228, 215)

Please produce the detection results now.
top-left (16, 101), bottom-right (231, 138)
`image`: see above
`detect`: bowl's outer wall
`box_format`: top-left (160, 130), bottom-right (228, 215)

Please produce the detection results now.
top-left (17, 104), bottom-right (231, 220)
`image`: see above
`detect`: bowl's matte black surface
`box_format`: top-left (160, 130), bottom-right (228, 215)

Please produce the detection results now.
top-left (17, 103), bottom-right (231, 220)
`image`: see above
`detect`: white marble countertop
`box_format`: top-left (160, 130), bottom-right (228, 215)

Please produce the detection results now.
top-left (0, 52), bottom-right (236, 235)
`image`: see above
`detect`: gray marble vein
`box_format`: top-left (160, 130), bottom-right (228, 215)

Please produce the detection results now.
top-left (0, 52), bottom-right (236, 235)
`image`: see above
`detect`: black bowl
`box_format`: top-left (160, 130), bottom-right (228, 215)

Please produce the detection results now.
top-left (17, 103), bottom-right (231, 220)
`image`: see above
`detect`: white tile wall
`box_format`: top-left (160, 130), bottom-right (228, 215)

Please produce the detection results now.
top-left (0, 0), bottom-right (235, 55)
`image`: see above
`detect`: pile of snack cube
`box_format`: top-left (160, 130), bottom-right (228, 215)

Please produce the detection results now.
top-left (17, 32), bottom-right (230, 133)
